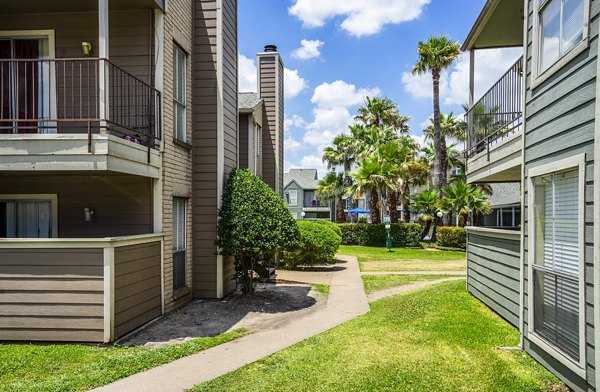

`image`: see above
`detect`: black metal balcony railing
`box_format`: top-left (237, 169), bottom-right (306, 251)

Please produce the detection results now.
top-left (465, 57), bottom-right (523, 159)
top-left (0, 58), bottom-right (161, 151)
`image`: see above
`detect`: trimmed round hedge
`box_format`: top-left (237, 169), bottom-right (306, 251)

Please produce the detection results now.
top-left (337, 223), bottom-right (421, 248)
top-left (435, 226), bottom-right (466, 249)
top-left (280, 220), bottom-right (342, 269)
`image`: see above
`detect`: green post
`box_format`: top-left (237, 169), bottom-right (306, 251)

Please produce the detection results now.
top-left (384, 216), bottom-right (392, 252)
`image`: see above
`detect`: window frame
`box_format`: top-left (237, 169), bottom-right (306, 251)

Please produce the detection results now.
top-left (172, 197), bottom-right (187, 292)
top-left (531, 0), bottom-right (590, 88)
top-left (0, 194), bottom-right (58, 238)
top-left (288, 190), bottom-right (298, 207)
top-left (527, 153), bottom-right (586, 377)
top-left (172, 43), bottom-right (187, 143)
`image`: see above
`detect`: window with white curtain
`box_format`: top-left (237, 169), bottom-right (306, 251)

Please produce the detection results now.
top-left (538, 0), bottom-right (585, 73)
top-left (1, 199), bottom-right (52, 238)
top-left (173, 197), bottom-right (187, 291)
top-left (532, 168), bottom-right (581, 362)
top-left (288, 190), bottom-right (298, 206)
top-left (173, 44), bottom-right (187, 142)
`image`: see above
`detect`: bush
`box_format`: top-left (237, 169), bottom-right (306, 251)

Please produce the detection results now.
top-left (314, 219), bottom-right (342, 237)
top-left (217, 169), bottom-right (299, 293)
top-left (337, 223), bottom-right (421, 248)
top-left (436, 226), bottom-right (466, 249)
top-left (280, 221), bottom-right (342, 269)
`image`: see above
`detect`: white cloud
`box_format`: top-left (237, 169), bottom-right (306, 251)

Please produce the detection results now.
top-left (291, 39), bottom-right (325, 60)
top-left (401, 48), bottom-right (523, 107)
top-left (238, 53), bottom-right (308, 99)
top-left (284, 115), bottom-right (308, 132)
top-left (238, 54), bottom-right (257, 92)
top-left (298, 155), bottom-right (329, 178)
top-left (284, 136), bottom-right (303, 153)
top-left (285, 68), bottom-right (308, 99)
top-left (289, 0), bottom-right (431, 37)
top-left (411, 133), bottom-right (427, 149)
top-left (311, 80), bottom-right (380, 109)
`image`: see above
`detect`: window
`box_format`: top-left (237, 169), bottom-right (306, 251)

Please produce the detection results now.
top-left (537, 0), bottom-right (586, 74)
top-left (173, 198), bottom-right (187, 291)
top-left (528, 157), bottom-right (585, 374)
top-left (1, 196), bottom-right (56, 238)
top-left (288, 190), bottom-right (297, 206)
top-left (254, 124), bottom-right (262, 174)
top-left (173, 44), bottom-right (187, 142)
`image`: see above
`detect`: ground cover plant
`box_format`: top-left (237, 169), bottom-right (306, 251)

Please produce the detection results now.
top-left (338, 245), bottom-right (466, 272)
top-left (362, 274), bottom-right (462, 294)
top-left (0, 329), bottom-right (246, 392)
top-left (192, 281), bottom-right (564, 392)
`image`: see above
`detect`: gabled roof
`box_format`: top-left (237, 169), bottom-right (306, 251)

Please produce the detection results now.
top-left (284, 169), bottom-right (319, 190)
top-left (239, 92), bottom-right (263, 112)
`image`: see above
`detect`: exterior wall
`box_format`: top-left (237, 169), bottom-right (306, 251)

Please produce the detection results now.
top-left (466, 228), bottom-right (521, 327)
top-left (0, 173), bottom-right (153, 237)
top-left (258, 52), bottom-right (284, 196)
top-left (284, 182), bottom-right (304, 219)
top-left (192, 0), bottom-right (238, 299)
top-left (160, 0), bottom-right (194, 313)
top-left (522, 0), bottom-right (597, 389)
top-left (0, 248), bottom-right (104, 342)
top-left (114, 241), bottom-right (162, 338)
top-left (0, 10), bottom-right (154, 84)
top-left (239, 113), bottom-right (250, 169)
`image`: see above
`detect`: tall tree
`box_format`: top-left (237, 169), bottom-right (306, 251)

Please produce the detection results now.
top-left (317, 172), bottom-right (346, 223)
top-left (412, 35), bottom-right (460, 194)
top-left (440, 180), bottom-right (492, 227)
top-left (355, 96), bottom-right (410, 135)
top-left (376, 138), bottom-right (413, 223)
top-left (322, 133), bottom-right (355, 190)
top-left (411, 189), bottom-right (440, 240)
top-left (424, 112), bottom-right (465, 182)
top-left (348, 157), bottom-right (394, 224)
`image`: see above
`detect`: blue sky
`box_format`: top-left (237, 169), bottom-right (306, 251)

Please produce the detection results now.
top-left (238, 0), bottom-right (522, 176)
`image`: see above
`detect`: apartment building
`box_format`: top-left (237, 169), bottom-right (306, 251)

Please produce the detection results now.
top-left (283, 169), bottom-right (332, 221)
top-left (463, 0), bottom-right (599, 390)
top-left (0, 0), bottom-right (286, 344)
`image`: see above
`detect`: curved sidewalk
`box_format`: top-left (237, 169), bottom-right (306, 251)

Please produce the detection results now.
top-left (94, 255), bottom-right (369, 392)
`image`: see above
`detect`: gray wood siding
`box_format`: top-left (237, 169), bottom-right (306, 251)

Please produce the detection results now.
top-left (0, 173), bottom-right (153, 237)
top-left (0, 248), bottom-right (104, 342)
top-left (467, 232), bottom-right (521, 327)
top-left (522, 0), bottom-right (598, 389)
top-left (259, 56), bottom-right (277, 193)
top-left (192, 0), bottom-right (237, 298)
top-left (114, 241), bottom-right (162, 338)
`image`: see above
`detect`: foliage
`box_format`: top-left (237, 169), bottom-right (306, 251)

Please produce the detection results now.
top-left (411, 189), bottom-right (441, 240)
top-left (347, 156), bottom-right (395, 224)
top-left (436, 226), bottom-right (467, 249)
top-left (193, 282), bottom-right (563, 392)
top-left (217, 169), bottom-right (299, 293)
top-left (0, 329), bottom-right (246, 392)
top-left (314, 219), bottom-right (342, 237)
top-left (337, 223), bottom-right (421, 248)
top-left (316, 172), bottom-right (346, 222)
top-left (280, 221), bottom-right (341, 269)
top-left (355, 96), bottom-right (410, 134)
top-left (440, 180), bottom-right (492, 227)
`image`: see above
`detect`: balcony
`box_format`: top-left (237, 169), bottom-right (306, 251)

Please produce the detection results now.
top-left (465, 57), bottom-right (523, 183)
top-left (0, 58), bottom-right (161, 178)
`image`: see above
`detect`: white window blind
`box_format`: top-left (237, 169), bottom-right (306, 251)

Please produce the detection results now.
top-left (289, 190), bottom-right (297, 206)
top-left (173, 44), bottom-right (187, 142)
top-left (2, 200), bottom-right (51, 238)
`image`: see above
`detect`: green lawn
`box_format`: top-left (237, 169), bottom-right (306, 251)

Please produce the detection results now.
top-left (192, 281), bottom-right (564, 392)
top-left (338, 245), bottom-right (466, 272)
top-left (362, 274), bottom-right (463, 294)
top-left (312, 284), bottom-right (330, 296)
top-left (0, 329), bottom-right (246, 392)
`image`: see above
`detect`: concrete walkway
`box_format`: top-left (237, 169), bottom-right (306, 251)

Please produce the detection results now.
top-left (362, 270), bottom-right (465, 276)
top-left (367, 277), bottom-right (465, 302)
top-left (94, 255), bottom-right (369, 392)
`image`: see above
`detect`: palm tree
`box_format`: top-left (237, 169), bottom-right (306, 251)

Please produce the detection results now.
top-left (411, 189), bottom-right (440, 240)
top-left (398, 156), bottom-right (429, 223)
top-left (412, 35), bottom-right (460, 194)
top-left (317, 172), bottom-right (346, 223)
top-left (348, 157), bottom-right (395, 224)
top-left (376, 137), bottom-right (413, 223)
top-left (441, 180), bottom-right (492, 227)
top-left (355, 96), bottom-right (410, 135)
top-left (322, 133), bottom-right (355, 190)
top-left (424, 112), bottom-right (466, 182)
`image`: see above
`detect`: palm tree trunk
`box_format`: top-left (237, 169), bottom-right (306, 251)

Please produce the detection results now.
top-left (389, 190), bottom-right (399, 223)
top-left (336, 195), bottom-right (346, 223)
top-left (370, 190), bottom-right (381, 224)
top-left (432, 71), bottom-right (445, 196)
top-left (400, 182), bottom-right (411, 223)
top-left (420, 220), bottom-right (431, 240)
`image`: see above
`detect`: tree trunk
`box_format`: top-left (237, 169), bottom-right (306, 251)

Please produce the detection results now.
top-left (432, 71), bottom-right (446, 196)
top-left (389, 190), bottom-right (399, 223)
top-left (370, 190), bottom-right (381, 224)
top-left (336, 195), bottom-right (346, 222)
top-left (400, 182), bottom-right (411, 223)
top-left (420, 220), bottom-right (431, 240)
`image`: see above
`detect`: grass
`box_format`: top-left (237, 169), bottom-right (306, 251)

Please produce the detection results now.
top-left (311, 284), bottom-right (330, 296)
top-left (338, 245), bottom-right (466, 272)
top-left (192, 282), bottom-right (564, 392)
top-left (362, 274), bottom-right (463, 294)
top-left (0, 329), bottom-right (247, 392)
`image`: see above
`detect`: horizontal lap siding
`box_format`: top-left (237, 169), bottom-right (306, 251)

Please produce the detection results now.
top-left (259, 56), bottom-right (277, 192)
top-left (114, 242), bottom-right (162, 339)
top-left (522, 0), bottom-right (598, 389)
top-left (0, 249), bottom-right (104, 342)
top-left (467, 233), bottom-right (521, 327)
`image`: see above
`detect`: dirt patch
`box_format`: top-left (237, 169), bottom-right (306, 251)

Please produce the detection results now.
top-left (122, 283), bottom-right (325, 348)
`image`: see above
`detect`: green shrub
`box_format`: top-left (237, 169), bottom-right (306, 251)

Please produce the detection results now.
top-left (436, 226), bottom-right (467, 249)
top-left (217, 169), bottom-right (299, 293)
top-left (280, 221), bottom-right (342, 269)
top-left (337, 223), bottom-right (421, 247)
top-left (314, 219), bottom-right (342, 237)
